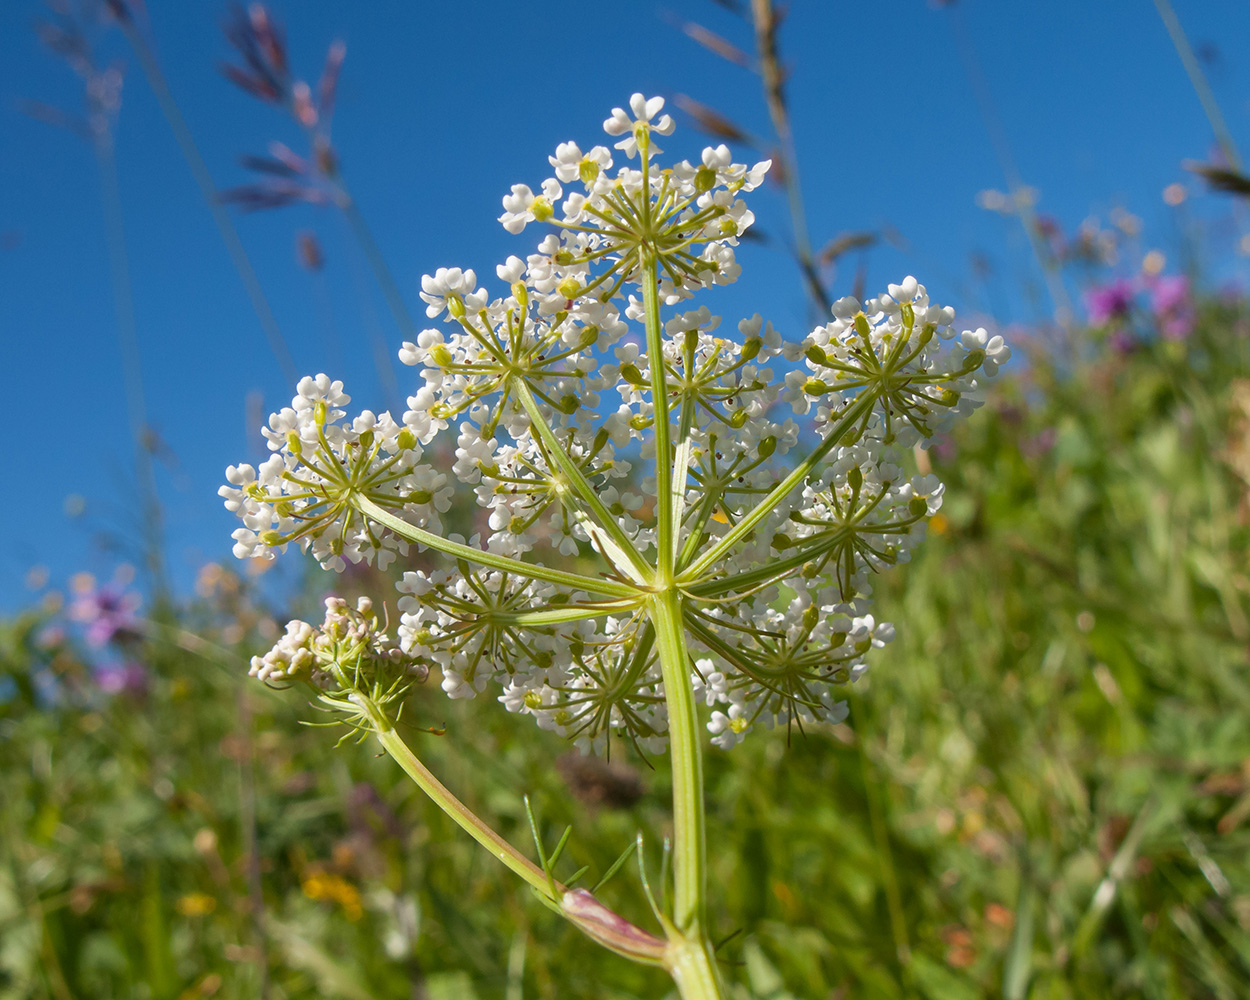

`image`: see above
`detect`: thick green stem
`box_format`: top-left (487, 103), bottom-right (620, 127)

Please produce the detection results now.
top-left (355, 495), bottom-right (636, 599)
top-left (371, 708), bottom-right (669, 967)
top-left (650, 589), bottom-right (724, 998)
top-left (649, 590), bottom-right (705, 933)
top-left (643, 256), bottom-right (675, 582)
top-left (668, 938), bottom-right (724, 1000)
top-left (374, 724), bottom-right (554, 896)
top-left (680, 391), bottom-right (877, 582)
top-left (511, 378), bottom-right (651, 581)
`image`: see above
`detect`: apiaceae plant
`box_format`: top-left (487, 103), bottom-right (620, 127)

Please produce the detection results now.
top-left (222, 94), bottom-right (1008, 998)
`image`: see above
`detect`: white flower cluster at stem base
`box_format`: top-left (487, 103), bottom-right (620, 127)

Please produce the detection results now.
top-left (224, 94), bottom-right (1009, 754)
top-left (250, 597), bottom-right (428, 730)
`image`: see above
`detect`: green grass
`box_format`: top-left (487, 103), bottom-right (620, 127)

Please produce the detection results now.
top-left (3, 304), bottom-right (1250, 999)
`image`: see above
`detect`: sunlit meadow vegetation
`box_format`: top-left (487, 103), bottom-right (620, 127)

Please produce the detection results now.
top-left (5, 2), bottom-right (1250, 998)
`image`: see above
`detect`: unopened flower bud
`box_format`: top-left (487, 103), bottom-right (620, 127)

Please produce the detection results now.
top-left (530, 197), bottom-right (554, 222)
top-left (620, 363), bottom-right (645, 385)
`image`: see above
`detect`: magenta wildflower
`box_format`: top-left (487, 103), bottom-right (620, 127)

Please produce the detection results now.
top-left (69, 575), bottom-right (141, 647)
top-left (95, 660), bottom-right (149, 696)
top-left (1148, 274), bottom-right (1195, 340)
top-left (1085, 278), bottom-right (1136, 326)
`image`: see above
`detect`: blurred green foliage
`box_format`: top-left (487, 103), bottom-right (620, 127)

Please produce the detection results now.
top-left (3, 303), bottom-right (1250, 999)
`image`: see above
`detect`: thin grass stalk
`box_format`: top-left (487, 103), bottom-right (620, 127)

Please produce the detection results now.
top-left (849, 687), bottom-right (912, 979)
top-left (1151, 0), bottom-right (1242, 170)
top-left (236, 688), bottom-right (272, 999)
top-left (748, 0), bottom-right (830, 315)
top-left (942, 3), bottom-right (1075, 332)
top-left (94, 129), bottom-right (167, 596)
top-left (112, 15), bottom-right (298, 384)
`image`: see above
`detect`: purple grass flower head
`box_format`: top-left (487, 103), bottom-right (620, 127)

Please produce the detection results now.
top-left (1085, 278), bottom-right (1136, 327)
top-left (95, 660), bottom-right (149, 696)
top-left (1148, 274), bottom-right (1195, 340)
top-left (69, 571), bottom-right (142, 647)
top-left (1108, 329), bottom-right (1138, 356)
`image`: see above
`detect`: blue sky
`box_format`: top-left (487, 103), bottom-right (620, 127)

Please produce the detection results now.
top-left (2, 0), bottom-right (1249, 610)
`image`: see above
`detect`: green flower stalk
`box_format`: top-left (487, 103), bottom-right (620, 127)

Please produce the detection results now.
top-left (225, 94), bottom-right (1009, 998)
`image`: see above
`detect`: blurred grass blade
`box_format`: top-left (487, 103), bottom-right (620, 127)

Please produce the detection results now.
top-left (1003, 874), bottom-right (1034, 1000)
top-left (1072, 797), bottom-right (1155, 958)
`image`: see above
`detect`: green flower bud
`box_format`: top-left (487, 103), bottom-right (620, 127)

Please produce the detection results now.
top-left (314, 400), bottom-right (328, 427)
top-left (758, 435), bottom-right (776, 458)
top-left (853, 312), bottom-right (872, 340)
top-left (729, 409), bottom-right (748, 429)
top-left (806, 345), bottom-right (829, 366)
top-left (694, 165), bottom-right (717, 192)
top-left (557, 276), bottom-right (582, 300)
top-left (410, 489), bottom-right (433, 504)
top-left (578, 158), bottom-right (600, 185)
top-left (741, 337), bottom-right (761, 361)
top-left (772, 533), bottom-right (792, 551)
top-left (803, 378), bottom-right (830, 396)
top-left (530, 197), bottom-right (554, 222)
top-left (848, 465), bottom-right (863, 492)
top-left (620, 363), bottom-right (645, 385)
top-left (446, 294), bottom-right (466, 319)
top-left (286, 431), bottom-right (302, 455)
top-left (396, 428), bottom-right (417, 452)
top-left (908, 497), bottom-right (928, 517)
